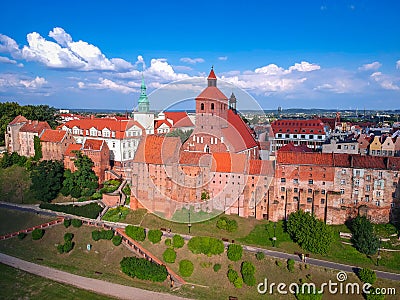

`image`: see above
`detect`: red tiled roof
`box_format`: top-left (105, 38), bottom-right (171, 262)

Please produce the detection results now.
top-left (271, 119), bottom-right (326, 135)
top-left (20, 121), bottom-right (50, 133)
top-left (387, 157), bottom-right (400, 170)
top-left (279, 143), bottom-right (313, 153)
top-left (211, 153), bottom-right (247, 173)
top-left (221, 110), bottom-right (258, 152)
top-left (249, 159), bottom-right (275, 175)
top-left (65, 143), bottom-right (81, 156)
top-left (83, 139), bottom-right (104, 151)
top-left (165, 111), bottom-right (194, 127)
top-left (155, 119), bottom-right (172, 130)
top-left (179, 151), bottom-right (208, 165)
top-left (40, 129), bottom-right (67, 143)
top-left (196, 86), bottom-right (228, 101)
top-left (134, 135), bottom-right (180, 164)
top-left (9, 115), bottom-right (28, 125)
top-left (208, 68), bottom-right (217, 80)
top-left (60, 118), bottom-right (144, 139)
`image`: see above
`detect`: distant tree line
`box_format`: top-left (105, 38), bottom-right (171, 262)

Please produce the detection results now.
top-left (0, 102), bottom-right (58, 146)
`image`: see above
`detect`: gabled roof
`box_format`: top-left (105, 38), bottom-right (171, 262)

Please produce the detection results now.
top-left (222, 110), bottom-right (258, 152)
top-left (134, 135), bottom-right (180, 164)
top-left (65, 143), bottom-right (82, 156)
top-left (196, 86), bottom-right (228, 101)
top-left (155, 119), bottom-right (172, 130)
top-left (40, 129), bottom-right (67, 143)
top-left (20, 121), bottom-right (50, 134)
top-left (279, 143), bottom-right (313, 153)
top-left (9, 115), bottom-right (28, 125)
top-left (165, 111), bottom-right (194, 127)
top-left (82, 139), bottom-right (105, 151)
top-left (271, 119), bottom-right (326, 135)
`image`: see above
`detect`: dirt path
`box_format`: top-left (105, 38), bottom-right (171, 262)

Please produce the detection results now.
top-left (0, 253), bottom-right (190, 300)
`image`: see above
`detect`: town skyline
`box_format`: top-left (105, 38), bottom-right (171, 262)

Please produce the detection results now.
top-left (1, 0), bottom-right (400, 110)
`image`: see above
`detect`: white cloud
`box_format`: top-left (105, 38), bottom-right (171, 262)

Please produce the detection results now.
top-left (0, 56), bottom-right (20, 65)
top-left (218, 56), bottom-right (228, 61)
top-left (255, 64), bottom-right (285, 75)
top-left (0, 27), bottom-right (135, 72)
top-left (370, 72), bottom-right (400, 90)
top-left (359, 61), bottom-right (382, 71)
top-left (180, 57), bottom-right (205, 64)
top-left (146, 58), bottom-right (190, 81)
top-left (173, 65), bottom-right (193, 72)
top-left (78, 78), bottom-right (136, 94)
top-left (135, 55), bottom-right (146, 70)
top-left (20, 76), bottom-right (47, 88)
top-left (288, 61), bottom-right (320, 72)
top-left (397, 60), bottom-right (400, 69)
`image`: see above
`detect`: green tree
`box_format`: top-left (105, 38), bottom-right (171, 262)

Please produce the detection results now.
top-left (120, 257), bottom-right (168, 282)
top-left (72, 152), bottom-right (98, 197)
top-left (33, 136), bottom-right (42, 161)
top-left (163, 248), bottom-right (176, 263)
top-left (125, 225), bottom-right (146, 241)
top-left (148, 229), bottom-right (163, 244)
top-left (166, 129), bottom-right (193, 143)
top-left (227, 244), bottom-right (243, 261)
top-left (351, 216), bottom-right (379, 255)
top-left (358, 268), bottom-right (377, 284)
top-left (30, 160), bottom-right (64, 202)
top-left (241, 261), bottom-right (256, 286)
top-left (287, 210), bottom-right (334, 254)
top-left (179, 260), bottom-right (194, 277)
top-left (32, 228), bottom-right (44, 240)
top-left (172, 234), bottom-right (185, 248)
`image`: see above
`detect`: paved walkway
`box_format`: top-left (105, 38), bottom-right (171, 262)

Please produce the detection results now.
top-left (0, 253), bottom-right (189, 300)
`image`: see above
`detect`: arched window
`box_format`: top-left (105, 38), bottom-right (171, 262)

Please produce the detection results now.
top-left (201, 103), bottom-right (204, 110)
top-left (211, 103), bottom-right (214, 110)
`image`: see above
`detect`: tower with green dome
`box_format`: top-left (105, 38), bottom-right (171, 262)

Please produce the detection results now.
top-left (137, 75), bottom-right (150, 113)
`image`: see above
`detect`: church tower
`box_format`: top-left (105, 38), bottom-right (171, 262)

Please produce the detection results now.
top-left (229, 92), bottom-right (237, 111)
top-left (137, 75), bottom-right (150, 113)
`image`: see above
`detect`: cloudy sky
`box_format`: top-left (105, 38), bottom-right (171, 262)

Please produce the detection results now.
top-left (0, 0), bottom-right (399, 110)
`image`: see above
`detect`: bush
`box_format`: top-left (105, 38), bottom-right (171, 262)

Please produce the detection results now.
top-left (125, 225), bottom-right (146, 242)
top-left (91, 192), bottom-right (102, 200)
top-left (276, 260), bottom-right (282, 267)
top-left (358, 268), bottom-right (377, 284)
top-left (172, 234), bottom-right (185, 248)
top-left (92, 229), bottom-right (114, 241)
top-left (213, 263), bottom-right (221, 272)
top-left (39, 202), bottom-right (103, 219)
top-left (187, 236), bottom-right (224, 256)
top-left (287, 210), bottom-right (334, 254)
top-left (71, 219), bottom-right (82, 228)
top-left (241, 261), bottom-right (256, 286)
top-left (112, 235), bottom-right (122, 246)
top-left (179, 260), bottom-right (194, 277)
top-left (32, 228), bottom-right (44, 240)
top-left (227, 244), bottom-right (243, 261)
top-left (57, 244), bottom-right (65, 254)
top-left (287, 258), bottom-right (295, 272)
top-left (233, 276), bottom-right (244, 288)
top-left (227, 269), bottom-right (238, 283)
top-left (163, 248), bottom-right (176, 263)
top-left (120, 256), bottom-right (168, 282)
top-left (17, 232), bottom-right (26, 240)
top-left (92, 230), bottom-right (101, 241)
top-left (64, 233), bottom-right (74, 242)
top-left (63, 240), bottom-right (74, 253)
top-left (165, 238), bottom-right (172, 247)
top-left (148, 229), bottom-right (163, 244)
top-left (296, 289), bottom-right (323, 300)
top-left (365, 287), bottom-right (385, 300)
top-left (63, 219), bottom-right (71, 228)
top-left (256, 251), bottom-right (265, 260)
top-left (216, 216), bottom-right (238, 232)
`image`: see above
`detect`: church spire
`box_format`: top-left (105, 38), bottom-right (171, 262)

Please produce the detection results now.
top-left (137, 74), bottom-right (149, 113)
top-left (207, 66), bottom-right (217, 87)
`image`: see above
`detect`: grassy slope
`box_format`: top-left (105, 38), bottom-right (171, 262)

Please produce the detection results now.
top-left (0, 165), bottom-right (37, 204)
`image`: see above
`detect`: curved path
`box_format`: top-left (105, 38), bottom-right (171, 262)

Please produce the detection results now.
top-left (0, 253), bottom-right (189, 300)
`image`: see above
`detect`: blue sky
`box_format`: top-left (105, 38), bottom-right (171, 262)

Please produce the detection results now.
top-left (0, 0), bottom-right (399, 110)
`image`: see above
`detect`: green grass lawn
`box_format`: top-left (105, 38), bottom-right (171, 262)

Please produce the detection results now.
top-left (0, 207), bottom-right (55, 235)
top-left (0, 263), bottom-right (115, 300)
top-left (0, 165), bottom-right (38, 204)
top-left (102, 206), bottom-right (130, 222)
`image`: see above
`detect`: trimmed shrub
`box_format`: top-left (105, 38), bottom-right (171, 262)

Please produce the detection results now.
top-left (39, 202), bottom-right (103, 219)
top-left (92, 229), bottom-right (114, 241)
top-left (165, 238), bottom-right (172, 247)
top-left (213, 263), bottom-right (221, 272)
top-left (358, 268), bottom-right (377, 284)
top-left (216, 216), bottom-right (238, 232)
top-left (57, 244), bottom-right (65, 254)
top-left (276, 260), bottom-right (282, 267)
top-left (112, 235), bottom-right (122, 246)
top-left (233, 276), bottom-right (244, 288)
top-left (63, 219), bottom-right (71, 228)
top-left (241, 261), bottom-right (256, 286)
top-left (227, 269), bottom-right (239, 283)
top-left (179, 259), bottom-right (194, 277)
top-left (148, 229), bottom-right (163, 244)
top-left (92, 230), bottom-right (101, 241)
top-left (163, 248), bottom-right (176, 263)
top-left (120, 256), bottom-right (168, 282)
top-left (104, 229), bottom-right (114, 240)
top-left (125, 225), bottom-right (146, 242)
top-left (64, 232), bottom-right (74, 242)
top-left (227, 244), bottom-right (243, 261)
top-left (287, 258), bottom-right (295, 272)
top-left (172, 234), bottom-right (185, 248)
top-left (32, 228), bottom-right (44, 240)
top-left (187, 236), bottom-right (224, 256)
top-left (71, 219), bottom-right (82, 228)
top-left (63, 240), bottom-right (74, 253)
top-left (17, 232), bottom-right (27, 240)
top-left (256, 251), bottom-right (265, 260)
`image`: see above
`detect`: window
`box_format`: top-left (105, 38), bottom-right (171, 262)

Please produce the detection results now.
top-left (293, 178), bottom-right (299, 184)
top-left (321, 189), bottom-right (326, 195)
top-left (340, 189), bottom-right (345, 194)
top-left (281, 178), bottom-right (286, 183)
top-left (341, 179), bottom-right (345, 185)
top-left (366, 175), bottom-right (371, 181)
top-left (301, 135), bottom-right (306, 139)
top-left (354, 179), bottom-right (359, 186)
top-left (294, 188), bottom-right (298, 193)
top-left (340, 199), bottom-right (345, 204)
top-left (375, 201), bottom-right (380, 207)
top-left (355, 170), bottom-right (360, 176)
top-left (321, 199), bottom-right (325, 204)
top-left (308, 179), bottom-right (313, 185)
top-left (378, 171), bottom-right (383, 178)
top-left (307, 197), bottom-right (312, 203)
top-left (308, 189), bottom-right (312, 194)
top-left (341, 169), bottom-right (346, 174)
top-left (365, 195), bottom-right (369, 202)
top-left (366, 185), bottom-right (370, 192)
top-left (309, 135), bottom-right (314, 139)
top-left (112, 142), bottom-right (115, 148)
top-left (201, 103), bottom-right (204, 110)
top-left (354, 190), bottom-right (359, 195)
top-left (293, 196), bottom-right (299, 202)
top-left (281, 187), bottom-right (285, 192)
top-left (211, 103), bottom-right (214, 110)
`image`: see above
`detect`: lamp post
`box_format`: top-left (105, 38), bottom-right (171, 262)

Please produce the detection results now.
top-left (377, 238), bottom-right (381, 266)
top-left (272, 222), bottom-right (277, 247)
top-left (188, 208), bottom-right (191, 234)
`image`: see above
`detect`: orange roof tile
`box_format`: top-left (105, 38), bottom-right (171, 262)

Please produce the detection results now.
top-left (271, 119), bottom-right (327, 135)
top-left (65, 143), bottom-right (82, 156)
top-left (208, 68), bottom-right (217, 80)
top-left (20, 121), bottom-right (50, 133)
top-left (40, 129), bottom-right (67, 143)
top-left (9, 115), bottom-right (28, 125)
top-left (83, 139), bottom-right (104, 151)
top-left (279, 143), bottom-right (313, 152)
top-left (211, 152), bottom-right (247, 173)
top-left (196, 86), bottom-right (228, 101)
top-left (134, 135), bottom-right (180, 164)
top-left (165, 111), bottom-right (194, 127)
